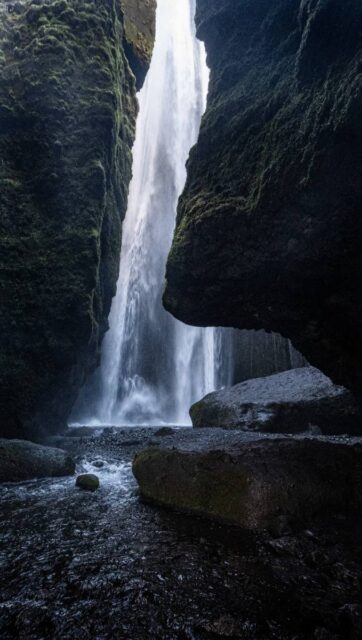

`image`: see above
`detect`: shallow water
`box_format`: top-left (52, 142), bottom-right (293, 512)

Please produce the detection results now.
top-left (1, 428), bottom-right (361, 640)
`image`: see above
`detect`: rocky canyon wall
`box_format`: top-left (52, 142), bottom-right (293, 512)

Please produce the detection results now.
top-left (0, 0), bottom-right (155, 438)
top-left (164, 0), bottom-right (362, 397)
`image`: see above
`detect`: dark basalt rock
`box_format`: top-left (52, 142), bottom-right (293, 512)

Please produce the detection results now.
top-left (190, 366), bottom-right (362, 435)
top-left (0, 438), bottom-right (75, 482)
top-left (133, 435), bottom-right (362, 530)
top-left (0, 1), bottom-right (155, 439)
top-left (164, 0), bottom-right (362, 397)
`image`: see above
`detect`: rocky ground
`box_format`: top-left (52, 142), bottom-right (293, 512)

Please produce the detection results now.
top-left (0, 427), bottom-right (361, 639)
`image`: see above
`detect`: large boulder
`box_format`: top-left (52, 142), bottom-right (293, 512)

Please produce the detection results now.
top-left (190, 367), bottom-right (362, 435)
top-left (164, 0), bottom-right (362, 397)
top-left (0, 439), bottom-right (75, 482)
top-left (133, 435), bottom-right (362, 530)
top-left (0, 0), bottom-right (155, 439)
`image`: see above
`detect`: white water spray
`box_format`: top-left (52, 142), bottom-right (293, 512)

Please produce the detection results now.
top-left (75, 0), bottom-right (226, 426)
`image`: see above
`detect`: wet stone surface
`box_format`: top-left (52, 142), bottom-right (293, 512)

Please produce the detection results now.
top-left (0, 427), bottom-right (361, 639)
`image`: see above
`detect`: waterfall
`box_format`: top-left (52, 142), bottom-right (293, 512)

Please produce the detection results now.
top-left (71, 0), bottom-right (306, 428)
top-left (74, 0), bottom-right (226, 426)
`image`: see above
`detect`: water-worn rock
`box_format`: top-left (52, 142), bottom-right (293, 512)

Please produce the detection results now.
top-left (0, 439), bottom-right (75, 482)
top-left (164, 0), bottom-right (362, 397)
top-left (92, 459), bottom-right (105, 469)
top-left (76, 473), bottom-right (100, 491)
top-left (190, 367), bottom-right (362, 435)
top-left (0, 0), bottom-right (155, 439)
top-left (133, 436), bottom-right (362, 530)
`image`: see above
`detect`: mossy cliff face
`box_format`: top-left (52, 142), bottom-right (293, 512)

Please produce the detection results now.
top-left (121, 0), bottom-right (156, 89)
top-left (164, 0), bottom-right (362, 396)
top-left (0, 0), bottom-right (155, 438)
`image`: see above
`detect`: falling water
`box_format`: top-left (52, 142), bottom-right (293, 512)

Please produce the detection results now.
top-left (71, 0), bottom-right (307, 427)
top-left (76, 0), bottom-right (223, 426)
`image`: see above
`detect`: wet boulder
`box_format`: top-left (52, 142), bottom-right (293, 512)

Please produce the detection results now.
top-left (0, 439), bottom-right (75, 483)
top-left (76, 474), bottom-right (100, 492)
top-left (190, 367), bottom-right (361, 435)
top-left (133, 436), bottom-right (362, 530)
top-left (92, 460), bottom-right (105, 469)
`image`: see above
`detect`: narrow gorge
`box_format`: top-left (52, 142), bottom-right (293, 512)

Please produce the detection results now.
top-left (0, 1), bottom-right (362, 639)
top-left (72, 0), bottom-right (225, 427)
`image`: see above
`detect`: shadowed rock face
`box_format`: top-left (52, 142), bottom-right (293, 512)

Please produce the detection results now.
top-left (164, 0), bottom-right (362, 396)
top-left (190, 367), bottom-right (362, 435)
top-left (0, 0), bottom-right (155, 438)
top-left (133, 435), bottom-right (362, 530)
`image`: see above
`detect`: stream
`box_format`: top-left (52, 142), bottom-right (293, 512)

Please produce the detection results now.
top-left (1, 428), bottom-right (361, 640)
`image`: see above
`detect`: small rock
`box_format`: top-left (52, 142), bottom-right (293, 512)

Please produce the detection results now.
top-left (304, 529), bottom-right (317, 540)
top-left (92, 460), bottom-right (105, 469)
top-left (76, 474), bottom-right (100, 491)
top-left (267, 538), bottom-right (299, 556)
top-left (155, 427), bottom-right (175, 437)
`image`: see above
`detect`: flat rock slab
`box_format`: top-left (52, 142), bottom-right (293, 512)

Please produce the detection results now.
top-left (0, 439), bottom-right (75, 483)
top-left (133, 435), bottom-right (362, 530)
top-left (190, 367), bottom-right (361, 435)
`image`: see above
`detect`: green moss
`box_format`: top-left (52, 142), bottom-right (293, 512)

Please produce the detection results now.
top-left (120, 0), bottom-right (156, 88)
top-left (0, 0), bottom-right (155, 438)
